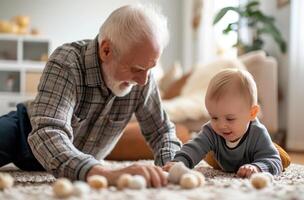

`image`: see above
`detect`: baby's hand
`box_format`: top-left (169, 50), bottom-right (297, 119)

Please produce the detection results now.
top-left (237, 164), bottom-right (261, 178)
top-left (162, 161), bottom-right (177, 172)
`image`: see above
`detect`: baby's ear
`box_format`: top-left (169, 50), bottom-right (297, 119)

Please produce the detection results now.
top-left (250, 105), bottom-right (260, 120)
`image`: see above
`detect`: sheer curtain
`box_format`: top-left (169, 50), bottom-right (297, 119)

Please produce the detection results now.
top-left (287, 0), bottom-right (304, 150)
top-left (182, 0), bottom-right (239, 72)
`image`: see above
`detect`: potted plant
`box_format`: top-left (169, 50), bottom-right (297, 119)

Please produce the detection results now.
top-left (213, 0), bottom-right (286, 54)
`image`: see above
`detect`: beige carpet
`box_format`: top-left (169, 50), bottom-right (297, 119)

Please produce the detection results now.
top-left (0, 160), bottom-right (304, 200)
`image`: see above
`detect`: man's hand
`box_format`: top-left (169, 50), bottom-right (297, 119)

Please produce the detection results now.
top-left (237, 164), bottom-right (261, 178)
top-left (162, 161), bottom-right (177, 172)
top-left (86, 163), bottom-right (167, 188)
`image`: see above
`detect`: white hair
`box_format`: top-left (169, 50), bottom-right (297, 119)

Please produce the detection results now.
top-left (98, 4), bottom-right (169, 57)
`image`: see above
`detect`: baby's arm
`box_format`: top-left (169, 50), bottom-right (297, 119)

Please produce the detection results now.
top-left (172, 125), bottom-right (214, 168)
top-left (247, 126), bottom-right (282, 176)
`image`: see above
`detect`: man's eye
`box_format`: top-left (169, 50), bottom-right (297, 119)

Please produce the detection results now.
top-left (227, 118), bottom-right (235, 121)
top-left (132, 68), bottom-right (144, 73)
top-left (212, 117), bottom-right (218, 120)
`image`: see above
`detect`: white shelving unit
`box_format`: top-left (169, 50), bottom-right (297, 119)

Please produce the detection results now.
top-left (0, 34), bottom-right (51, 115)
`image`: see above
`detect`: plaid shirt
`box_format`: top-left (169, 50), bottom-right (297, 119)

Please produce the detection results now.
top-left (25, 37), bottom-right (181, 181)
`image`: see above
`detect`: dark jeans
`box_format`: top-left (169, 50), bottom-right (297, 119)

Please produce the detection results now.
top-left (0, 103), bottom-right (44, 171)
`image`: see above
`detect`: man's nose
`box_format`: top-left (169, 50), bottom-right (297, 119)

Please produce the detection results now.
top-left (136, 71), bottom-right (149, 86)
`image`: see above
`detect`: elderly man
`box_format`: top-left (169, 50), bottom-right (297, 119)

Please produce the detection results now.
top-left (0, 5), bottom-right (181, 187)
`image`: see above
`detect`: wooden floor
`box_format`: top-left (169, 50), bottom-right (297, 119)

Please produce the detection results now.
top-left (288, 152), bottom-right (304, 164)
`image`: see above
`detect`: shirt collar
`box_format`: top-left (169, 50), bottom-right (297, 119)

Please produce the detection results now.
top-left (84, 35), bottom-right (109, 95)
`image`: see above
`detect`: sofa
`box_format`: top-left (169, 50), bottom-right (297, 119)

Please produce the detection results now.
top-left (106, 50), bottom-right (279, 160)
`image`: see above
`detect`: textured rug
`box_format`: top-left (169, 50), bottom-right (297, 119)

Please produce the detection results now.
top-left (0, 160), bottom-right (304, 200)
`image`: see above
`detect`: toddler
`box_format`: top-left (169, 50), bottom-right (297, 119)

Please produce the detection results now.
top-left (164, 68), bottom-right (286, 177)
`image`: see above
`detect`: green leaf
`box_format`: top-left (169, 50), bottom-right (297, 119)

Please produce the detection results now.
top-left (252, 11), bottom-right (275, 24)
top-left (246, 0), bottom-right (260, 10)
top-left (246, 0), bottom-right (260, 14)
top-left (223, 22), bottom-right (238, 34)
top-left (213, 7), bottom-right (242, 25)
top-left (259, 25), bottom-right (287, 53)
top-left (213, 0), bottom-right (287, 53)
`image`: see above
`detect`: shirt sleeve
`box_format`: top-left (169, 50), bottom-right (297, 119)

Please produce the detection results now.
top-left (134, 74), bottom-right (182, 166)
top-left (250, 125), bottom-right (283, 175)
top-left (27, 54), bottom-right (101, 181)
top-left (173, 125), bottom-right (214, 168)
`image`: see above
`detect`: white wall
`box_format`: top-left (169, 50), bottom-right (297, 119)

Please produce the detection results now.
top-left (260, 0), bottom-right (290, 131)
top-left (182, 0), bottom-right (219, 71)
top-left (147, 0), bottom-right (183, 70)
top-left (259, 1), bottom-right (304, 150)
top-left (286, 0), bottom-right (304, 151)
top-left (0, 0), bottom-right (182, 70)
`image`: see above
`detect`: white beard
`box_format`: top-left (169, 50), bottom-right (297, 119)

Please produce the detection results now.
top-left (102, 63), bottom-right (137, 97)
top-left (108, 79), bottom-right (136, 97)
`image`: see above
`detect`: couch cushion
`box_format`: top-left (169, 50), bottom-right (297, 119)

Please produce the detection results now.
top-left (162, 58), bottom-right (245, 124)
top-left (240, 50), bottom-right (278, 133)
top-left (162, 72), bottom-right (192, 100)
top-left (106, 122), bottom-right (190, 160)
top-left (158, 62), bottom-right (183, 92)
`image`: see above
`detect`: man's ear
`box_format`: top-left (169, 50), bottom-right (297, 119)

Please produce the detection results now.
top-left (250, 105), bottom-right (260, 120)
top-left (99, 39), bottom-right (113, 63)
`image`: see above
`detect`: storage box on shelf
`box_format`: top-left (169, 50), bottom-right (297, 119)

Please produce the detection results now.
top-left (0, 34), bottom-right (50, 115)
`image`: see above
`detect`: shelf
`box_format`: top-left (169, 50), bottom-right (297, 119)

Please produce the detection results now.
top-left (0, 71), bottom-right (21, 93)
top-left (0, 33), bottom-right (50, 42)
top-left (0, 91), bottom-right (23, 96)
top-left (0, 39), bottom-right (18, 61)
top-left (0, 62), bottom-right (23, 71)
top-left (0, 35), bottom-right (51, 114)
top-left (23, 40), bottom-right (49, 61)
top-left (0, 62), bottom-right (46, 71)
top-left (25, 71), bottom-right (42, 95)
top-left (0, 93), bottom-right (32, 115)
top-left (22, 61), bottom-right (46, 71)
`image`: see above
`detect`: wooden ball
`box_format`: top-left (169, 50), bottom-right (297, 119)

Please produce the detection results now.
top-left (117, 174), bottom-right (132, 190)
top-left (168, 162), bottom-right (191, 184)
top-left (73, 181), bottom-right (90, 196)
top-left (190, 170), bottom-right (205, 186)
top-left (87, 175), bottom-right (108, 189)
top-left (0, 20), bottom-right (18, 33)
top-left (30, 28), bottom-right (40, 35)
top-left (180, 173), bottom-right (199, 189)
top-left (128, 175), bottom-right (147, 189)
top-left (52, 178), bottom-right (73, 198)
top-left (261, 172), bottom-right (274, 183)
top-left (12, 15), bottom-right (30, 28)
top-left (0, 173), bottom-right (14, 189)
top-left (250, 172), bottom-right (272, 189)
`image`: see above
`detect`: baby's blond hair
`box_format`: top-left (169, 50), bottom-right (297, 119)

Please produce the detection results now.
top-left (206, 68), bottom-right (258, 106)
